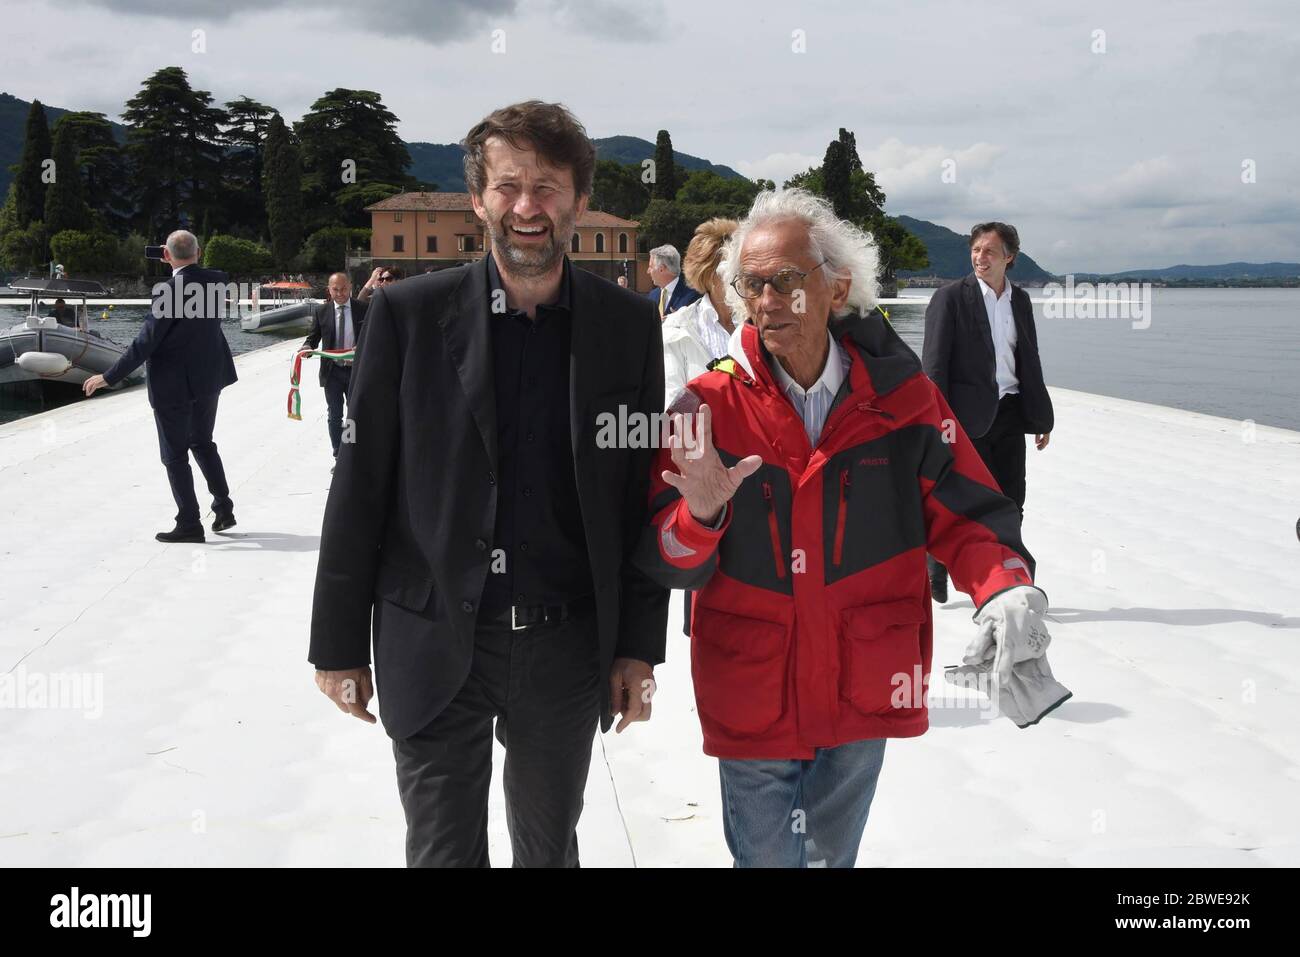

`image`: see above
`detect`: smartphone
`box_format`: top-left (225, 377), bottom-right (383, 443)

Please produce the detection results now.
top-left (144, 245), bottom-right (165, 260)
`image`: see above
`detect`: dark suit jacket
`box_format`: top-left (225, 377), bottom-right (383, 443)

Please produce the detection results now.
top-left (921, 273), bottom-right (1053, 438)
top-left (308, 255), bottom-right (670, 741)
top-left (103, 264), bottom-right (238, 408)
top-left (646, 277), bottom-right (701, 317)
top-left (301, 298), bottom-right (368, 386)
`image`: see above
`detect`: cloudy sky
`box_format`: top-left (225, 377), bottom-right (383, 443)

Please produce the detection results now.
top-left (4, 0), bottom-right (1297, 272)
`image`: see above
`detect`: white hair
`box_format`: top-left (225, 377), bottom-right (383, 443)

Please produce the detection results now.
top-left (166, 230), bottom-right (199, 261)
top-left (720, 188), bottom-right (881, 319)
top-left (649, 244), bottom-right (681, 275)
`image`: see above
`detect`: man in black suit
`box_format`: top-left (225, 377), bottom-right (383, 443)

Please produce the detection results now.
top-left (308, 100), bottom-right (668, 867)
top-left (301, 272), bottom-right (367, 463)
top-left (83, 230), bottom-right (238, 543)
top-left (646, 244), bottom-right (701, 319)
top-left (921, 221), bottom-right (1053, 602)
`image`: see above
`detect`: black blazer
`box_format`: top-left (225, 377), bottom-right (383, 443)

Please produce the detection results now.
top-left (308, 255), bottom-right (670, 740)
top-left (646, 277), bottom-right (701, 317)
top-left (103, 264), bottom-right (238, 407)
top-left (301, 297), bottom-right (368, 386)
top-left (921, 273), bottom-right (1053, 438)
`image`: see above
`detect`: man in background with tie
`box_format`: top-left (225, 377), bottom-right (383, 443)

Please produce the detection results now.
top-left (302, 272), bottom-right (368, 464)
top-left (645, 244), bottom-right (701, 319)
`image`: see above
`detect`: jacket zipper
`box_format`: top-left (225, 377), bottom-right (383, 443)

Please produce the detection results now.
top-left (832, 467), bottom-right (851, 566)
top-left (762, 481), bottom-right (786, 579)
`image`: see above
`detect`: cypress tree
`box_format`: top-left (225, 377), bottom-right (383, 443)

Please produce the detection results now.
top-left (264, 113), bottom-right (304, 268)
top-left (14, 100), bottom-right (52, 227)
top-left (44, 120), bottom-right (90, 236)
top-left (651, 129), bottom-right (677, 201)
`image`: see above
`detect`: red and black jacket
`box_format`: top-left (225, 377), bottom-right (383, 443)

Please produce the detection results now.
top-left (634, 310), bottom-right (1036, 759)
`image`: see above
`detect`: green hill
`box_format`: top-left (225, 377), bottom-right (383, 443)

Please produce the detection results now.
top-left (895, 214), bottom-right (1055, 282)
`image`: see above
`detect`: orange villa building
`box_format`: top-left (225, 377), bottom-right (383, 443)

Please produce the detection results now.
top-left (364, 192), bottom-right (652, 292)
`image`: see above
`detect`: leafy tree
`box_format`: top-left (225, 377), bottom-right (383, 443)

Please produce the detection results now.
top-left (12, 99), bottom-right (51, 227)
top-left (222, 96), bottom-right (277, 238)
top-left (51, 112), bottom-right (129, 234)
top-left (298, 225), bottom-right (371, 272)
top-left (50, 229), bottom-right (119, 273)
top-left (675, 169), bottom-right (762, 210)
top-left (121, 67), bottom-right (227, 237)
top-left (0, 183), bottom-right (47, 270)
top-left (202, 233), bottom-right (274, 274)
top-left (263, 113), bottom-right (304, 268)
top-left (590, 159), bottom-right (650, 220)
top-left (44, 121), bottom-right (93, 236)
top-left (295, 89), bottom-right (412, 230)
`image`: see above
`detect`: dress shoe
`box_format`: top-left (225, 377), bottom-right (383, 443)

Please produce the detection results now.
top-left (156, 524), bottom-right (205, 544)
top-left (212, 511), bottom-right (237, 533)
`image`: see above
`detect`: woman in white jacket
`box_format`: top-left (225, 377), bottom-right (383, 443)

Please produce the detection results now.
top-left (662, 218), bottom-right (740, 407)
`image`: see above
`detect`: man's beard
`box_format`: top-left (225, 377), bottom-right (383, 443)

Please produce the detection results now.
top-left (485, 206), bottom-right (577, 278)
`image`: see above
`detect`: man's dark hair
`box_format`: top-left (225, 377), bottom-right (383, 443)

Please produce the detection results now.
top-left (969, 221), bottom-right (1020, 270)
top-left (383, 266), bottom-right (404, 280)
top-left (462, 100), bottom-right (596, 197)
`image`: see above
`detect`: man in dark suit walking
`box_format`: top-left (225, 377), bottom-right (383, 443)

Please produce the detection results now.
top-left (301, 272), bottom-right (367, 463)
top-left (921, 221), bottom-right (1053, 602)
top-left (83, 230), bottom-right (238, 543)
top-left (308, 100), bottom-right (669, 867)
top-left (646, 244), bottom-right (701, 319)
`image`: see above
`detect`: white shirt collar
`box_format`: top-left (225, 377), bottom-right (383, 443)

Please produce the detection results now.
top-left (663, 275), bottom-right (679, 298)
top-left (975, 274), bottom-right (1012, 301)
top-left (769, 329), bottom-right (845, 399)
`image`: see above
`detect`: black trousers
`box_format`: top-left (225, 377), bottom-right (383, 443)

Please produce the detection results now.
top-left (152, 390), bottom-right (232, 528)
top-left (323, 363), bottom-right (352, 456)
top-left (391, 606), bottom-right (602, 867)
top-left (930, 393), bottom-right (1027, 586)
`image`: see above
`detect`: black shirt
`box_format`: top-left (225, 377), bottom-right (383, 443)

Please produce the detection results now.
top-left (479, 253), bottom-right (593, 611)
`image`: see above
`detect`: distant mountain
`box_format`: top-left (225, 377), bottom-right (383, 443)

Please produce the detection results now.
top-left (0, 92), bottom-right (128, 197)
top-left (405, 134), bottom-right (746, 193)
top-left (1075, 262), bottom-right (1300, 282)
top-left (895, 215), bottom-right (1055, 282)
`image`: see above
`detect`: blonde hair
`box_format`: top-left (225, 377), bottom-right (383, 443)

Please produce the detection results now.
top-left (682, 217), bottom-right (739, 295)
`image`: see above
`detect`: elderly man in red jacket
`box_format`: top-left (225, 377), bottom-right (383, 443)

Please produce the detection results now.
top-left (633, 188), bottom-right (1058, 867)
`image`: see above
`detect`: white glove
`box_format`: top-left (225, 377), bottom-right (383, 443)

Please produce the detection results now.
top-left (965, 585), bottom-right (1052, 685)
top-left (948, 585), bottom-right (1071, 728)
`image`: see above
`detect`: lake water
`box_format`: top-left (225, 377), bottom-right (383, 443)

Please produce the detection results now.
top-left (0, 305), bottom-right (306, 424)
top-left (889, 286), bottom-right (1299, 432)
top-left (2, 288), bottom-right (1297, 431)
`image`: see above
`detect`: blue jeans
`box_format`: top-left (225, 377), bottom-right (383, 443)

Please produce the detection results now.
top-left (718, 737), bottom-right (887, 867)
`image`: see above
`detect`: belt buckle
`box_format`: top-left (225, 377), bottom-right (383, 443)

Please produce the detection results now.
top-left (511, 605), bottom-right (526, 631)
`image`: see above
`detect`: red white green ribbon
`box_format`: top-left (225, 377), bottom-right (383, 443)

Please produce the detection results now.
top-left (288, 348), bottom-right (355, 420)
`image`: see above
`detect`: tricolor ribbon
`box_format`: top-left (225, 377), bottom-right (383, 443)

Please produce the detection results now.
top-left (288, 348), bottom-right (355, 420)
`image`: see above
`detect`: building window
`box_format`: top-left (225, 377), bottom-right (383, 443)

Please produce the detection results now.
top-left (394, 211), bottom-right (403, 222)
top-left (571, 234), bottom-right (580, 253)
top-left (465, 212), bottom-right (475, 223)
top-left (427, 212), bottom-right (436, 222)
top-left (595, 233), bottom-right (605, 253)
top-left (426, 236), bottom-right (438, 253)
top-left (618, 232), bottom-right (628, 253)
top-left (393, 235), bottom-right (405, 252)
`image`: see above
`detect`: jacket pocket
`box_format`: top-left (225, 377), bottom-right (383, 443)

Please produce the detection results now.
top-left (690, 605), bottom-right (789, 736)
top-left (373, 560), bottom-right (435, 614)
top-left (839, 599), bottom-right (927, 715)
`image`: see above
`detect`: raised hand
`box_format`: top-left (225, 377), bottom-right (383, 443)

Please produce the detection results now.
top-left (660, 403), bottom-right (762, 525)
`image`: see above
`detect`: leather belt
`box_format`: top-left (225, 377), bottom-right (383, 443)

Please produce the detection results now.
top-left (484, 594), bottom-right (594, 631)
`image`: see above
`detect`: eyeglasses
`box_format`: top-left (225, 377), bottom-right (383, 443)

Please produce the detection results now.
top-left (377, 275), bottom-right (395, 283)
top-left (731, 261), bottom-right (827, 299)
